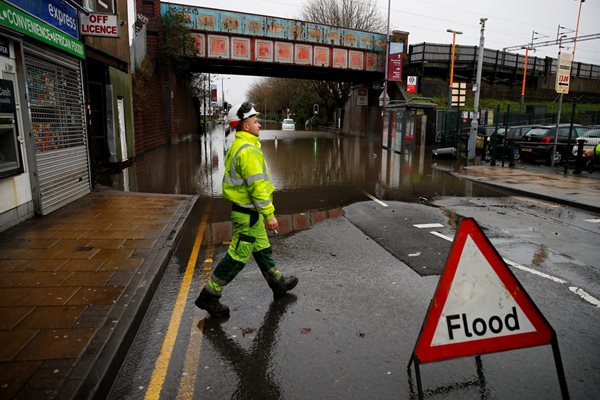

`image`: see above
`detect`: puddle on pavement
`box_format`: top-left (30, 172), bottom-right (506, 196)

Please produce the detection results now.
top-left (98, 130), bottom-right (507, 218)
top-left (531, 246), bottom-right (549, 267)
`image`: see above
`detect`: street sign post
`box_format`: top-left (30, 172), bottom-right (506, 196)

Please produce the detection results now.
top-left (356, 88), bottom-right (368, 106)
top-left (406, 76), bottom-right (417, 94)
top-left (408, 218), bottom-right (569, 399)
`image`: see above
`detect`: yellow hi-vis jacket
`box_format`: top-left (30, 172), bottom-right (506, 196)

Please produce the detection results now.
top-left (222, 130), bottom-right (275, 220)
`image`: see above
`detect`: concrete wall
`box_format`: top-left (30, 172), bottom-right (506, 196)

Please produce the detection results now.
top-left (342, 87), bottom-right (383, 138)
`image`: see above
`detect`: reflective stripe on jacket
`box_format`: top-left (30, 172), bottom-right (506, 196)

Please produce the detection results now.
top-left (222, 131), bottom-right (275, 220)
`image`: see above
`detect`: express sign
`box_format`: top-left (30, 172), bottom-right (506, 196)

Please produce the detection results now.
top-left (80, 13), bottom-right (118, 38)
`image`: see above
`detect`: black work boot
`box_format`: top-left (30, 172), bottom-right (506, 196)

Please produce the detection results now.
top-left (269, 275), bottom-right (298, 299)
top-left (194, 287), bottom-right (230, 318)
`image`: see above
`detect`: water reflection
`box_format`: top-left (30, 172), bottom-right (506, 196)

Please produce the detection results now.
top-left (198, 294), bottom-right (297, 400)
top-left (99, 129), bottom-right (505, 213)
top-left (408, 356), bottom-right (490, 399)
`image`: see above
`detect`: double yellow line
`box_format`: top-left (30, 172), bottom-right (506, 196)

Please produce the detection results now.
top-left (145, 206), bottom-right (212, 400)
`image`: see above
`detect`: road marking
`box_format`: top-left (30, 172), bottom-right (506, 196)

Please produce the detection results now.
top-left (430, 231), bottom-right (454, 242)
top-left (585, 218), bottom-right (600, 223)
top-left (430, 230), bottom-right (568, 284)
top-left (414, 223), bottom-right (444, 229)
top-left (176, 244), bottom-right (215, 400)
top-left (502, 258), bottom-right (567, 284)
top-left (145, 210), bottom-right (209, 400)
top-left (361, 190), bottom-right (388, 207)
top-left (428, 229), bottom-right (600, 306)
top-left (569, 287), bottom-right (600, 307)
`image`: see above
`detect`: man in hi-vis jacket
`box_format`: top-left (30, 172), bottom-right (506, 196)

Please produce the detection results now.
top-left (195, 102), bottom-right (298, 318)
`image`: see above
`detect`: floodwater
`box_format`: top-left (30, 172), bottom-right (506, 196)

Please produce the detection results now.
top-left (100, 126), bottom-right (505, 217)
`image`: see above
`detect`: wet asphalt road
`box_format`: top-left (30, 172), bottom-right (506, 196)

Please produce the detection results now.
top-left (106, 129), bottom-right (600, 399)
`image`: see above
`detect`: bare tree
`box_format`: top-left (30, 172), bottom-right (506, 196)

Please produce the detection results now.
top-left (300, 0), bottom-right (386, 33)
top-left (300, 0), bottom-right (386, 123)
top-left (249, 0), bottom-right (386, 127)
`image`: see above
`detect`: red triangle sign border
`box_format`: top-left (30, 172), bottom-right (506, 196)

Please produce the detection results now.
top-left (414, 218), bottom-right (555, 364)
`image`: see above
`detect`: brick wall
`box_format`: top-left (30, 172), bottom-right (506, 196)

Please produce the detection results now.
top-left (133, 0), bottom-right (200, 155)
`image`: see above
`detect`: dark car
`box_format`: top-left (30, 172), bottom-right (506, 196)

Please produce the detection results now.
top-left (477, 127), bottom-right (523, 160)
top-left (476, 127), bottom-right (506, 153)
top-left (507, 124), bottom-right (543, 142)
top-left (502, 125), bottom-right (543, 160)
top-left (519, 124), bottom-right (589, 165)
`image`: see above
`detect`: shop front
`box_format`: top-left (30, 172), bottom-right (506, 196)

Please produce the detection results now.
top-left (0, 0), bottom-right (88, 230)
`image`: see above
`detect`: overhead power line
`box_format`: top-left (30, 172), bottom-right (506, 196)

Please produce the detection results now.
top-left (503, 33), bottom-right (600, 52)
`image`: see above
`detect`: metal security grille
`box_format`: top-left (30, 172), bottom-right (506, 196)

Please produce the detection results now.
top-left (23, 44), bottom-right (89, 215)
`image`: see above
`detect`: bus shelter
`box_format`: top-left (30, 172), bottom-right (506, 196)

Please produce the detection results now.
top-left (382, 98), bottom-right (437, 153)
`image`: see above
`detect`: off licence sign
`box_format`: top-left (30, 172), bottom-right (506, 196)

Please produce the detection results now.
top-left (80, 13), bottom-right (119, 37)
top-left (555, 52), bottom-right (572, 94)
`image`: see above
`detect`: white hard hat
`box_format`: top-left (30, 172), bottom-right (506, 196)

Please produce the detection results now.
top-left (227, 101), bottom-right (259, 129)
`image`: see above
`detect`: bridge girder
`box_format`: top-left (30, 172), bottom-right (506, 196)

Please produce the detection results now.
top-left (189, 58), bottom-right (384, 83)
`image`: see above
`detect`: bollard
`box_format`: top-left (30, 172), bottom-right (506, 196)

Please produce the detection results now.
top-left (432, 147), bottom-right (457, 159)
top-left (490, 133), bottom-right (497, 166)
top-left (572, 138), bottom-right (586, 174)
top-left (508, 138), bottom-right (515, 167)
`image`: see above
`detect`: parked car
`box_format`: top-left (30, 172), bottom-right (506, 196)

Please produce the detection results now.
top-left (503, 124), bottom-right (543, 160)
top-left (476, 127), bottom-right (510, 159)
top-left (519, 124), bottom-right (589, 165)
top-left (281, 118), bottom-right (295, 130)
top-left (476, 126), bottom-right (506, 152)
top-left (571, 128), bottom-right (600, 156)
top-left (506, 124), bottom-right (542, 142)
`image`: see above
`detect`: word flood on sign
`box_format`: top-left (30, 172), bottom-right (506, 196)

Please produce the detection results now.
top-left (446, 307), bottom-right (520, 340)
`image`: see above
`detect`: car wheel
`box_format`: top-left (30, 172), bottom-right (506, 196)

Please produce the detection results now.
top-left (552, 150), bottom-right (563, 165)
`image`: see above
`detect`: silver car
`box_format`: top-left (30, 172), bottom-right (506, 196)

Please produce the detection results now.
top-left (571, 129), bottom-right (600, 156)
top-left (281, 118), bottom-right (295, 130)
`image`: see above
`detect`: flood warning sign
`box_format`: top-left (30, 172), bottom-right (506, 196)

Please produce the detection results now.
top-left (414, 218), bottom-right (553, 363)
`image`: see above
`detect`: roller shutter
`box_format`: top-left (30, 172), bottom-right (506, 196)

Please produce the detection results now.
top-left (23, 44), bottom-right (89, 215)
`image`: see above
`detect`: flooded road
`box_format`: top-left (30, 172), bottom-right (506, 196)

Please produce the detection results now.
top-left (107, 128), bottom-right (600, 400)
top-left (100, 128), bottom-right (505, 218)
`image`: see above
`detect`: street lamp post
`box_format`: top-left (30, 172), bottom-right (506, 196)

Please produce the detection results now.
top-left (572, 0), bottom-right (585, 60)
top-left (382, 0), bottom-right (391, 112)
top-left (468, 18), bottom-right (487, 161)
top-left (551, 35), bottom-right (568, 168)
top-left (520, 30), bottom-right (544, 113)
top-left (447, 29), bottom-right (463, 108)
top-left (520, 46), bottom-right (531, 113)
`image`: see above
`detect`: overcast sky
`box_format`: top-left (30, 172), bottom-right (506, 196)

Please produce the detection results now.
top-left (163, 0), bottom-right (600, 106)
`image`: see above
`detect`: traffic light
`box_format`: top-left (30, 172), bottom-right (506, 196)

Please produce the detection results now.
top-left (313, 104), bottom-right (319, 115)
top-left (223, 101), bottom-right (228, 110)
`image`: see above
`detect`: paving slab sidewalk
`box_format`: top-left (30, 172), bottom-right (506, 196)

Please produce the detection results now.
top-left (0, 190), bottom-right (197, 399)
top-left (451, 164), bottom-right (600, 213)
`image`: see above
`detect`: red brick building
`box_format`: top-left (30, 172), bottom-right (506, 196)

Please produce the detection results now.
top-left (133, 0), bottom-right (200, 156)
